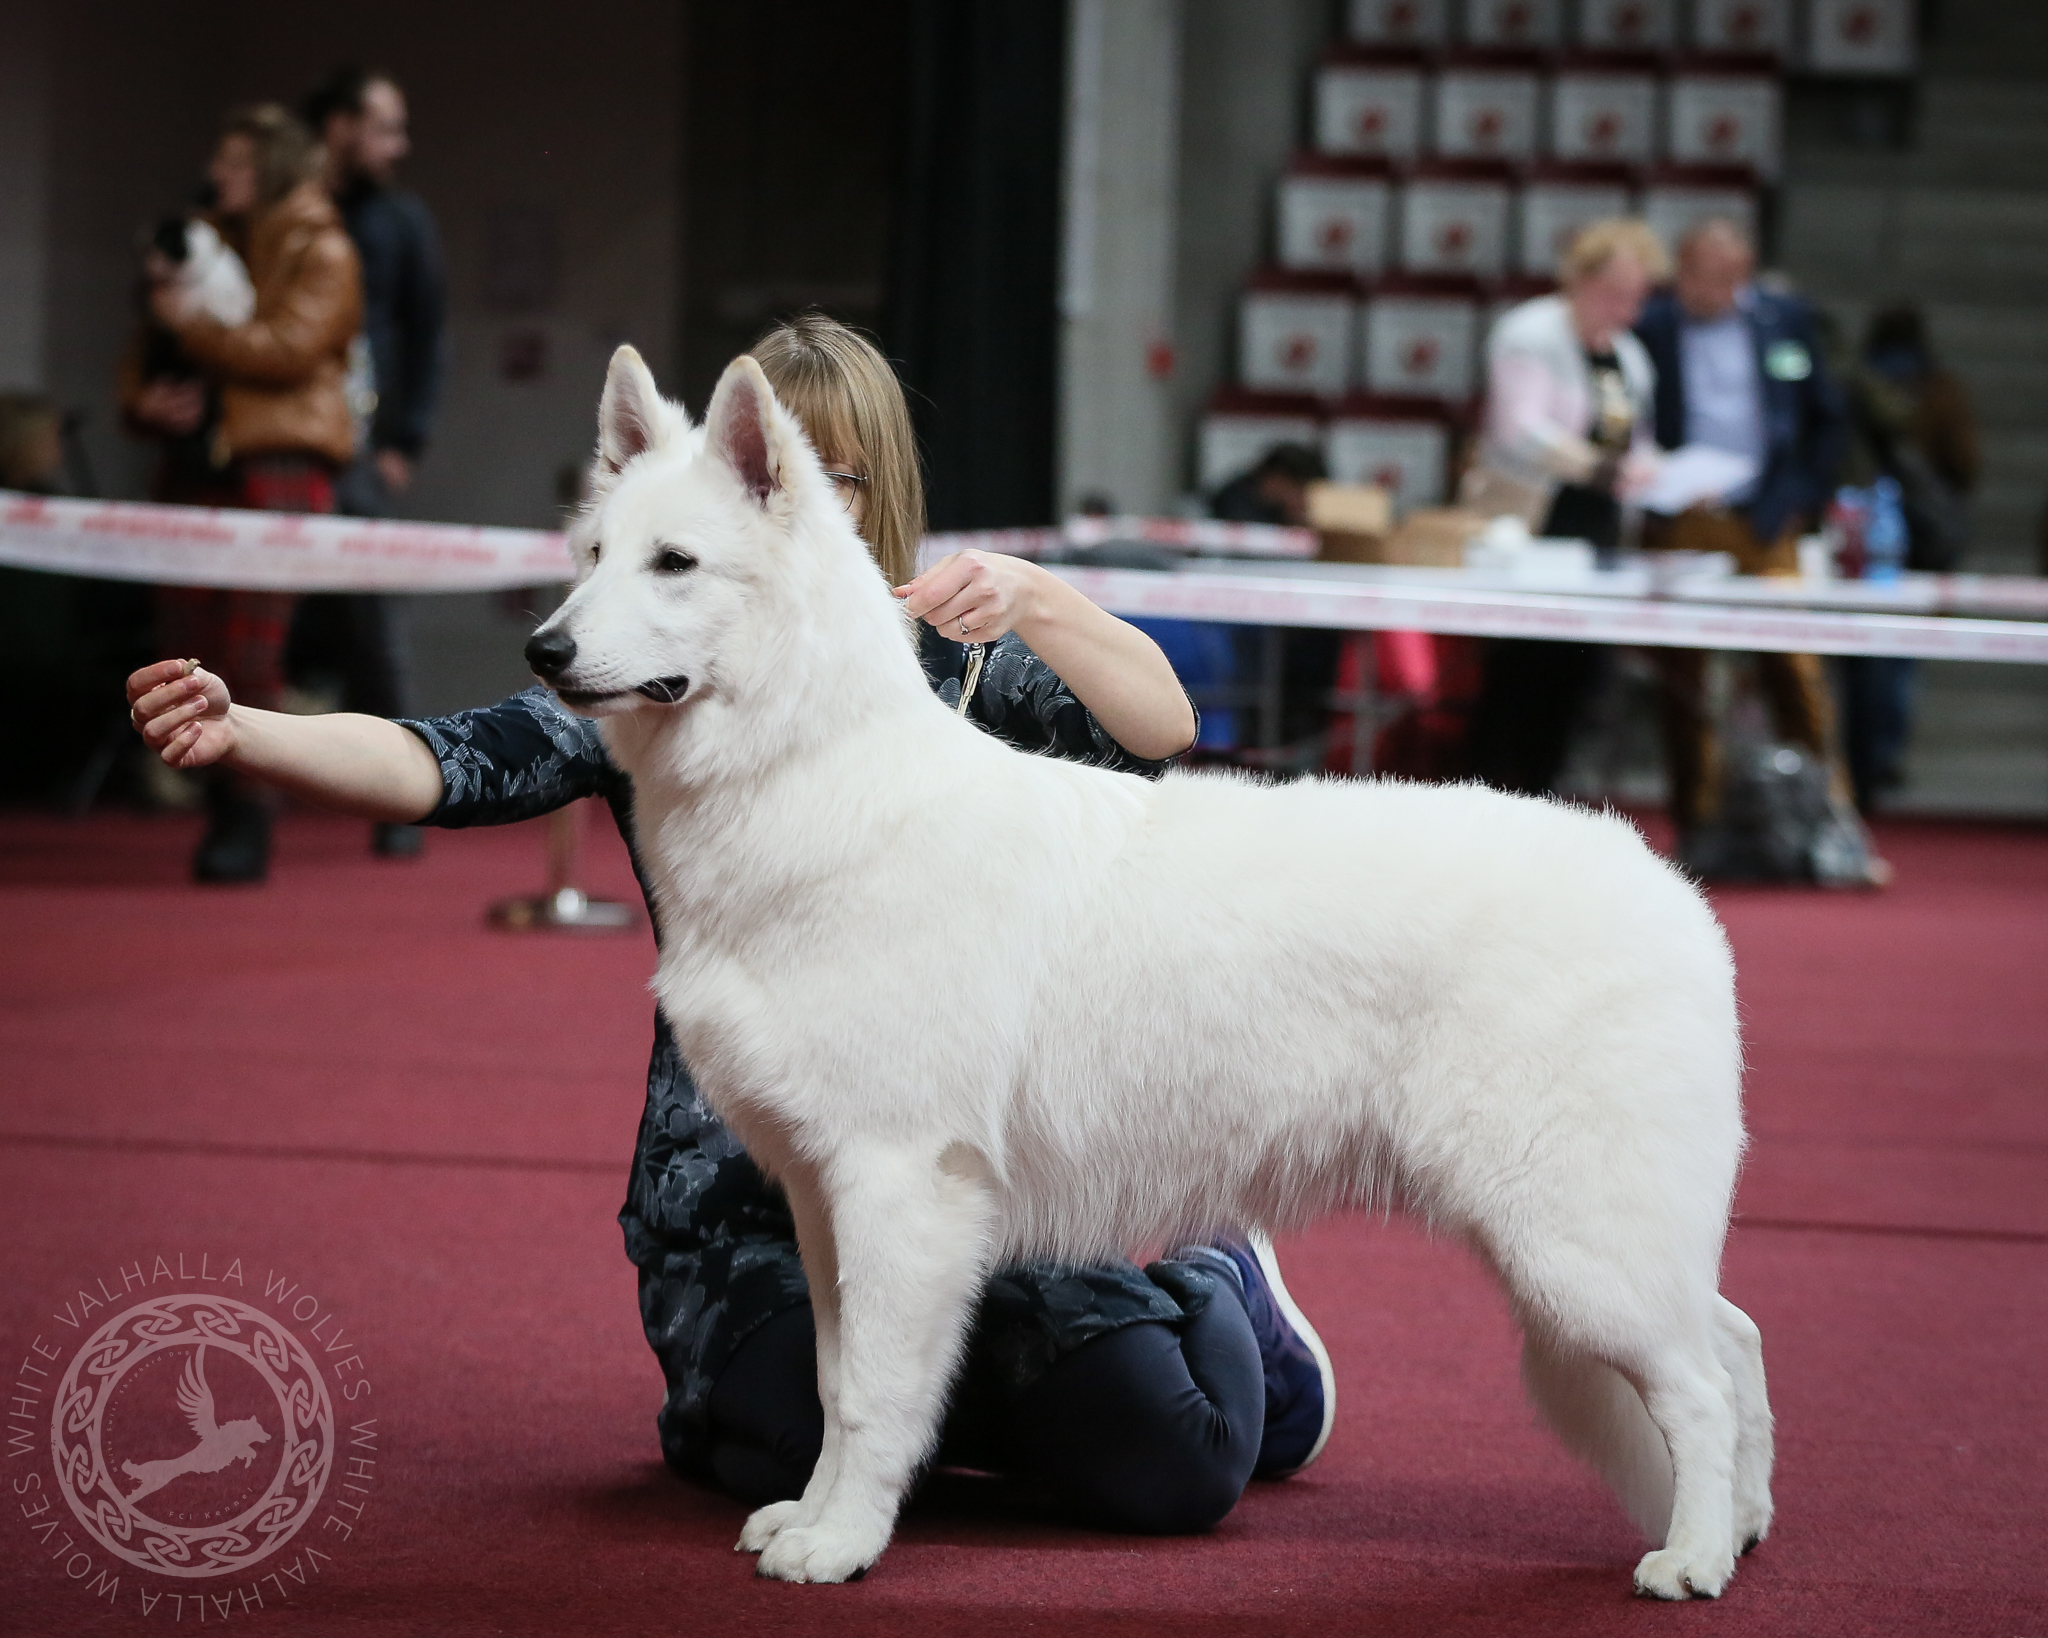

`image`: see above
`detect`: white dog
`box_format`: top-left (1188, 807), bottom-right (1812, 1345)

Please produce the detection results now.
top-left (530, 346), bottom-right (1773, 1598)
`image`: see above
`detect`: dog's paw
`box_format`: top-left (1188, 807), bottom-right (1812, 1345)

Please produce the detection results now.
top-left (753, 1519), bottom-right (888, 1584)
top-left (736, 1500), bottom-right (807, 1554)
top-left (1733, 1495), bottom-right (1773, 1555)
top-left (1633, 1545), bottom-right (1735, 1601)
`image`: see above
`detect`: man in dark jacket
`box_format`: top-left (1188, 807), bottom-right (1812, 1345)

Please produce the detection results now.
top-left (293, 66), bottom-right (448, 856)
top-left (1632, 218), bottom-right (1854, 852)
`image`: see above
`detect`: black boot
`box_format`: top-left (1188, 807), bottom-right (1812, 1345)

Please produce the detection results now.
top-left (372, 822), bottom-right (424, 859)
top-left (194, 793), bottom-right (272, 884)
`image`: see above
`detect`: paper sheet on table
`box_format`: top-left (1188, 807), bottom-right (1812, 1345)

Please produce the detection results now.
top-left (1636, 445), bottom-right (1761, 515)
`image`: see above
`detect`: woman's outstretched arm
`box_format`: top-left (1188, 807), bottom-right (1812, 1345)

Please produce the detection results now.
top-left (895, 553), bottom-right (1198, 761)
top-left (127, 658), bottom-right (444, 822)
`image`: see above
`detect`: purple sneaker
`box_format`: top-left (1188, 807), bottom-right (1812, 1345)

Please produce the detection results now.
top-left (1185, 1232), bottom-right (1336, 1479)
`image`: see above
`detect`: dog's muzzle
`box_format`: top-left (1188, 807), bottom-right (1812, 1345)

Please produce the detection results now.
top-left (522, 628), bottom-right (687, 707)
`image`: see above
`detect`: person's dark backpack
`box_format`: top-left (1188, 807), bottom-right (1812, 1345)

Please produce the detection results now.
top-left (1885, 440), bottom-right (1971, 572)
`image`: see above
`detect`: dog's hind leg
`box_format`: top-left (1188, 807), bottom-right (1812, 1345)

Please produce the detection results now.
top-left (1625, 1333), bottom-right (1741, 1600)
top-left (1507, 1242), bottom-right (1741, 1598)
top-left (751, 1141), bottom-right (995, 1584)
top-left (1712, 1296), bottom-right (1774, 1554)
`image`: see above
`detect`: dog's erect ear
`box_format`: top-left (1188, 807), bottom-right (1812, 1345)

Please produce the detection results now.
top-left (597, 345), bottom-right (669, 475)
top-left (703, 355), bottom-right (790, 508)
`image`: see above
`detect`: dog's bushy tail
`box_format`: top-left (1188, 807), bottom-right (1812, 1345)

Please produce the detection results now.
top-left (1521, 1333), bottom-right (1673, 1542)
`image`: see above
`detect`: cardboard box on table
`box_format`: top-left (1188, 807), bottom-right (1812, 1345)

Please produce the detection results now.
top-left (1277, 155), bottom-right (1395, 279)
top-left (1239, 269), bottom-right (1360, 401)
top-left (1315, 49), bottom-right (1428, 161)
top-left (1312, 493), bottom-right (1488, 566)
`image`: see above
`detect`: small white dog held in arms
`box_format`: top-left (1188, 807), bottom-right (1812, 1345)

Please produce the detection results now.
top-left (530, 346), bottom-right (1772, 1596)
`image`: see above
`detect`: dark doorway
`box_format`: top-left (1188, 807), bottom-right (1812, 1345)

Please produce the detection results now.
top-left (676, 1), bottom-right (913, 415)
top-left (887, 0), bottom-right (1067, 531)
top-left (678, 0), bottom-right (1067, 534)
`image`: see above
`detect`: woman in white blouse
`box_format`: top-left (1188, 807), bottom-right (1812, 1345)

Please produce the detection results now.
top-left (1464, 219), bottom-right (1669, 795)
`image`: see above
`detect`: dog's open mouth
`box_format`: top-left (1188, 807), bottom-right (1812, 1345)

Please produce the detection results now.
top-left (554, 674), bottom-right (691, 708)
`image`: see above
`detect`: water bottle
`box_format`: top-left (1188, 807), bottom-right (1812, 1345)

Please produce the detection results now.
top-left (1864, 477), bottom-right (1908, 584)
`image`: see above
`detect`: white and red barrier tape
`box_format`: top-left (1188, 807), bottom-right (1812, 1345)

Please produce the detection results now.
top-left (4, 490), bottom-right (2045, 662)
top-left (1051, 565), bottom-right (2048, 665)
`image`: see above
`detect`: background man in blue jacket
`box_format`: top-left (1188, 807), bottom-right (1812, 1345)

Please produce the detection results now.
top-left (1633, 217), bottom-right (1850, 844)
top-left (292, 66), bottom-right (448, 857)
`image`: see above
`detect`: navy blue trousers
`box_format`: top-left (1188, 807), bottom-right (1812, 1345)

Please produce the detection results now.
top-left (705, 1284), bottom-right (1265, 1534)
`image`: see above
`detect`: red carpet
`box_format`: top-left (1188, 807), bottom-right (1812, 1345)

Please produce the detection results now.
top-left (3, 808), bottom-right (2044, 1636)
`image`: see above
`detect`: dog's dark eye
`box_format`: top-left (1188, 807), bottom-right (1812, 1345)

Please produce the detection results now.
top-left (655, 547), bottom-right (698, 574)
top-left (588, 543), bottom-right (601, 564)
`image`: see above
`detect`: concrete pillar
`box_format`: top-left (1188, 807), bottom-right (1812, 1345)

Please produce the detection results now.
top-left (1058, 0), bottom-right (1183, 516)
top-left (0, 5), bottom-right (53, 390)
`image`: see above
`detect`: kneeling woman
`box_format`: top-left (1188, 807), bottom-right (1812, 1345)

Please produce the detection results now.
top-left (128, 314), bottom-right (1335, 1532)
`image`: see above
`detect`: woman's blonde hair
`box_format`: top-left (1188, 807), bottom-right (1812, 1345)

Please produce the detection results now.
top-left (748, 313), bottom-right (926, 588)
top-left (220, 103), bottom-right (322, 211)
top-left (1558, 217), bottom-right (1672, 287)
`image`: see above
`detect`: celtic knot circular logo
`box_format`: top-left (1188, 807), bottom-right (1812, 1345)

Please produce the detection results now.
top-left (50, 1294), bottom-right (334, 1579)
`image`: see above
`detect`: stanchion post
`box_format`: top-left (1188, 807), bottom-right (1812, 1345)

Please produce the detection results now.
top-left (487, 798), bottom-right (636, 932)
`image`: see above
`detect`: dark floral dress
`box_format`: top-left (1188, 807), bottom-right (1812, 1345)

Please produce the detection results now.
top-left (399, 626), bottom-right (1217, 1477)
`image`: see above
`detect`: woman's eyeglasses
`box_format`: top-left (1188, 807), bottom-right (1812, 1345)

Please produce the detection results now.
top-left (822, 471), bottom-right (868, 495)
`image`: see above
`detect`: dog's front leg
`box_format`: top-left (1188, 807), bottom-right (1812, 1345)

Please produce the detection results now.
top-left (750, 1141), bottom-right (993, 1584)
top-left (736, 1162), bottom-right (844, 1553)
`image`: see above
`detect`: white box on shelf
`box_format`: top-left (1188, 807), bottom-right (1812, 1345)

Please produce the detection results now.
top-left (1362, 280), bottom-right (1481, 401)
top-left (1434, 63), bottom-right (1542, 160)
top-left (1277, 163), bottom-right (1395, 277)
top-left (1315, 58), bottom-right (1428, 160)
top-left (1484, 276), bottom-right (1560, 341)
top-left (1345, 0), bottom-right (1450, 46)
top-left (1805, 0), bottom-right (1916, 74)
top-left (1641, 167), bottom-right (1758, 250)
top-left (1461, 0), bottom-right (1561, 47)
top-left (1689, 0), bottom-right (1789, 54)
top-left (1325, 403), bottom-right (1452, 513)
top-left (1517, 168), bottom-right (1635, 276)
top-left (1198, 395), bottom-right (1326, 491)
top-left (1574, 0), bottom-right (1676, 49)
top-left (1549, 65), bottom-right (1660, 163)
top-left (1400, 169), bottom-right (1512, 279)
top-left (1667, 69), bottom-right (1780, 180)
top-left (1240, 277), bottom-right (1359, 399)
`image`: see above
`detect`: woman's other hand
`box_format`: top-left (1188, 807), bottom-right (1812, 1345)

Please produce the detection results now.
top-left (127, 659), bottom-right (234, 769)
top-left (130, 380), bottom-right (207, 437)
top-left (894, 551), bottom-right (1044, 644)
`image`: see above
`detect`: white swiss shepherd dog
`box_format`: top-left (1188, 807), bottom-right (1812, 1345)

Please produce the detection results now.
top-left (533, 346), bottom-right (1773, 1597)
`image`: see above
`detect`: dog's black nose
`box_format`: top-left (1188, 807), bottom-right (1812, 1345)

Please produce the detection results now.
top-left (525, 627), bottom-right (577, 678)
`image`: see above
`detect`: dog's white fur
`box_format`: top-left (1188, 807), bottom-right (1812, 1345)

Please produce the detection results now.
top-left (540, 347), bottom-right (1773, 1596)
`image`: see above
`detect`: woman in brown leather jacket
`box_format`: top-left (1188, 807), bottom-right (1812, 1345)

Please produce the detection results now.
top-left (126, 104), bottom-right (363, 881)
